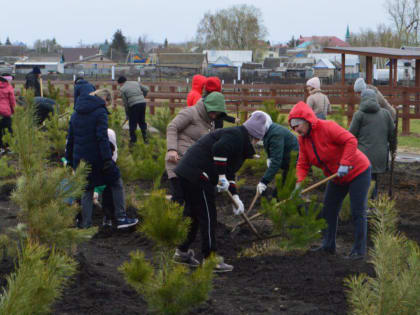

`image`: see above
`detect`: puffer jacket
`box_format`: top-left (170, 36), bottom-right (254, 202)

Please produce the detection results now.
top-left (288, 101), bottom-right (370, 185)
top-left (120, 81), bottom-right (149, 113)
top-left (187, 75), bottom-right (206, 106)
top-left (166, 100), bottom-right (213, 178)
top-left (306, 89), bottom-right (331, 119)
top-left (349, 90), bottom-right (394, 174)
top-left (0, 81), bottom-right (15, 117)
top-left (65, 94), bottom-right (120, 189)
top-left (74, 79), bottom-right (95, 106)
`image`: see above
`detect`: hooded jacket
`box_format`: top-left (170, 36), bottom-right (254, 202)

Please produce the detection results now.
top-left (175, 126), bottom-right (255, 193)
top-left (349, 89), bottom-right (395, 174)
top-left (74, 79), bottom-right (95, 106)
top-left (24, 72), bottom-right (41, 96)
top-left (366, 84), bottom-right (396, 121)
top-left (166, 100), bottom-right (214, 178)
top-left (187, 75), bottom-right (207, 106)
top-left (288, 101), bottom-right (370, 184)
top-left (0, 81), bottom-right (15, 117)
top-left (65, 94), bottom-right (120, 188)
top-left (306, 89), bottom-right (331, 119)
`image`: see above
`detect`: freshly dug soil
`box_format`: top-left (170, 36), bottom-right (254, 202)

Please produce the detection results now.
top-left (0, 162), bottom-right (419, 314)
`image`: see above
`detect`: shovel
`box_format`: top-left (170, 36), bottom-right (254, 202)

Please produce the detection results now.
top-left (225, 190), bottom-right (262, 239)
top-left (232, 173), bottom-right (338, 230)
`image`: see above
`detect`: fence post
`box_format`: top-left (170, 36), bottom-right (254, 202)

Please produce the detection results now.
top-left (149, 85), bottom-right (155, 115)
top-left (169, 86), bottom-right (175, 115)
top-left (402, 88), bottom-right (410, 135)
top-left (112, 84), bottom-right (118, 109)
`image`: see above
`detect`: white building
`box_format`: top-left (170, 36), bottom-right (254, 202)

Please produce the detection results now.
top-left (14, 56), bottom-right (64, 74)
top-left (204, 50), bottom-right (253, 67)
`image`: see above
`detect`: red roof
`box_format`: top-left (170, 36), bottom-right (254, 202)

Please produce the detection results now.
top-left (299, 36), bottom-right (350, 47)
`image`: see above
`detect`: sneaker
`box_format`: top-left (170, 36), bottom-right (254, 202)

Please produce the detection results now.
top-left (214, 256), bottom-right (234, 273)
top-left (173, 249), bottom-right (200, 267)
top-left (102, 216), bottom-right (112, 227)
top-left (116, 217), bottom-right (138, 229)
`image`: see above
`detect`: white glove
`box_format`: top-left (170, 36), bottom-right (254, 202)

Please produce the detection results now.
top-left (257, 182), bottom-right (267, 195)
top-left (217, 174), bottom-right (229, 192)
top-left (266, 158), bottom-right (271, 168)
top-left (337, 165), bottom-right (350, 177)
top-left (232, 194), bottom-right (244, 215)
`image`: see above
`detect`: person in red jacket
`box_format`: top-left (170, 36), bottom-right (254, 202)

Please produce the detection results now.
top-left (288, 101), bottom-right (371, 260)
top-left (0, 75), bottom-right (15, 151)
top-left (187, 75), bottom-right (206, 106)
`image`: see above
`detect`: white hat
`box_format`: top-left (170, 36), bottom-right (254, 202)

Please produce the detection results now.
top-left (306, 77), bottom-right (320, 90)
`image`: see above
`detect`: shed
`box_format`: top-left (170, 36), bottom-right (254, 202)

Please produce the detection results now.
top-left (158, 53), bottom-right (208, 73)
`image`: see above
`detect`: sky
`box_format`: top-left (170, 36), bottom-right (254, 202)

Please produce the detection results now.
top-left (2, 0), bottom-right (390, 47)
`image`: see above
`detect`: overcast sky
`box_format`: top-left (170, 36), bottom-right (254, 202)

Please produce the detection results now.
top-left (3, 0), bottom-right (389, 47)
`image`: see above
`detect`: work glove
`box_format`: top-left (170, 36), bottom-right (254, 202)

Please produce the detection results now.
top-left (266, 158), bottom-right (271, 168)
top-left (103, 159), bottom-right (114, 174)
top-left (217, 174), bottom-right (229, 192)
top-left (232, 194), bottom-right (244, 216)
top-left (337, 165), bottom-right (350, 177)
top-left (257, 182), bottom-right (267, 195)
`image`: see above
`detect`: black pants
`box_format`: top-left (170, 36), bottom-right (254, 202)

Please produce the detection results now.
top-left (170, 177), bottom-right (185, 206)
top-left (102, 185), bottom-right (115, 220)
top-left (128, 102), bottom-right (147, 144)
top-left (178, 176), bottom-right (217, 258)
top-left (0, 116), bottom-right (12, 149)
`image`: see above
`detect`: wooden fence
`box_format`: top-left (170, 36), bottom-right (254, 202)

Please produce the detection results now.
top-left (13, 80), bottom-right (420, 135)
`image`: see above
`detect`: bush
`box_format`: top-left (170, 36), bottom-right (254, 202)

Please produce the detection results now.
top-left (149, 106), bottom-right (175, 135)
top-left (43, 109), bottom-right (71, 158)
top-left (0, 241), bottom-right (77, 315)
top-left (120, 190), bottom-right (216, 315)
top-left (345, 195), bottom-right (420, 314)
top-left (0, 155), bottom-right (16, 178)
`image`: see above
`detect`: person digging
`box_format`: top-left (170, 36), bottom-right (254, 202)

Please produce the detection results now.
top-left (173, 110), bottom-right (268, 272)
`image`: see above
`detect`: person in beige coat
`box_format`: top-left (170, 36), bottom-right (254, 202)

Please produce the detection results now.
top-left (306, 77), bottom-right (331, 120)
top-left (166, 92), bottom-right (227, 204)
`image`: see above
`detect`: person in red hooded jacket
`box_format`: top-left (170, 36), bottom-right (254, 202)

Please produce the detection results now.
top-left (288, 101), bottom-right (371, 260)
top-left (204, 77), bottom-right (239, 128)
top-left (0, 75), bottom-right (15, 151)
top-left (187, 75), bottom-right (206, 106)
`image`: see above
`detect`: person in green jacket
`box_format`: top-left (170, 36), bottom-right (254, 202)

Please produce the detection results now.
top-left (253, 111), bottom-right (299, 197)
top-left (349, 89), bottom-right (395, 199)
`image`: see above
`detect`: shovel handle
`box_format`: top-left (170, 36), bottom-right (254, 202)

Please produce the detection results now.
top-left (246, 191), bottom-right (260, 215)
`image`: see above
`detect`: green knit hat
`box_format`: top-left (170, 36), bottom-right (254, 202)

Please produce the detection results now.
top-left (204, 92), bottom-right (227, 114)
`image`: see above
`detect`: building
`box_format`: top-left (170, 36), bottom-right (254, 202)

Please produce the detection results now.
top-left (62, 47), bottom-right (99, 63)
top-left (308, 53), bottom-right (360, 74)
top-left (297, 36), bottom-right (350, 51)
top-left (313, 58), bottom-right (336, 78)
top-left (204, 50), bottom-right (253, 68)
top-left (64, 54), bottom-right (116, 75)
top-left (157, 53), bottom-right (208, 73)
top-left (14, 56), bottom-right (64, 74)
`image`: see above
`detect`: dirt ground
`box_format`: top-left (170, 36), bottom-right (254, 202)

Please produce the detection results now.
top-left (1, 162), bottom-right (420, 315)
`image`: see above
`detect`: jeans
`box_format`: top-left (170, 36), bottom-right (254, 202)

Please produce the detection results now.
top-left (0, 116), bottom-right (12, 149)
top-left (128, 103), bottom-right (147, 144)
top-left (371, 173), bottom-right (378, 200)
top-left (81, 177), bottom-right (126, 227)
top-left (321, 166), bottom-right (371, 255)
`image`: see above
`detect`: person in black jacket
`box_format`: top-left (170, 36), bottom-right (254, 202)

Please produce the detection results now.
top-left (173, 111), bottom-right (268, 272)
top-left (25, 66), bottom-right (41, 96)
top-left (65, 89), bottom-right (138, 229)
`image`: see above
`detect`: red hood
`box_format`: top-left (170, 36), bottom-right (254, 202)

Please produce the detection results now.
top-left (288, 101), bottom-right (318, 128)
top-left (0, 82), bottom-right (9, 89)
top-left (205, 76), bottom-right (221, 93)
top-left (191, 75), bottom-right (206, 93)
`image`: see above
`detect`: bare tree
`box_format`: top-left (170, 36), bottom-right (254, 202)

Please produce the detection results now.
top-left (196, 4), bottom-right (267, 51)
top-left (385, 0), bottom-right (420, 45)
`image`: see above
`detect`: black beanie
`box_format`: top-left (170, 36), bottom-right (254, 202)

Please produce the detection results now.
top-left (33, 66), bottom-right (41, 74)
top-left (117, 76), bottom-right (127, 84)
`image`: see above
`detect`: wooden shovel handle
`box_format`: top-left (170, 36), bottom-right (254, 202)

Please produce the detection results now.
top-left (246, 191), bottom-right (260, 215)
top-left (39, 77), bottom-right (44, 97)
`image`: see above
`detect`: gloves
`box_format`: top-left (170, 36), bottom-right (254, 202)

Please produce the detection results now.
top-left (167, 150), bottom-right (179, 163)
top-left (257, 182), bottom-right (267, 195)
top-left (337, 165), bottom-right (350, 177)
top-left (232, 194), bottom-right (244, 215)
top-left (266, 158), bottom-right (271, 168)
top-left (103, 159), bottom-right (114, 174)
top-left (217, 174), bottom-right (229, 192)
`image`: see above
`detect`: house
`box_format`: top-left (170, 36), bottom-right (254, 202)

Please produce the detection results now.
top-left (157, 53), bottom-right (208, 73)
top-left (64, 54), bottom-right (116, 75)
top-left (14, 56), bottom-right (64, 74)
top-left (242, 62), bottom-right (263, 70)
top-left (308, 53), bottom-right (360, 74)
top-left (204, 50), bottom-right (253, 68)
top-left (313, 58), bottom-right (336, 78)
top-left (62, 47), bottom-right (99, 63)
top-left (285, 57), bottom-right (315, 79)
top-left (297, 36), bottom-right (350, 51)
top-left (263, 58), bottom-right (281, 70)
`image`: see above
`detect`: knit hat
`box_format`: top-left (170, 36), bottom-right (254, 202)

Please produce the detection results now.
top-left (306, 77), bottom-right (320, 90)
top-left (354, 78), bottom-right (367, 93)
top-left (203, 92), bottom-right (227, 114)
top-left (290, 118), bottom-right (305, 128)
top-left (250, 110), bottom-right (272, 134)
top-left (205, 76), bottom-right (222, 93)
top-left (32, 66), bottom-right (41, 74)
top-left (117, 76), bottom-right (127, 84)
top-left (243, 111), bottom-right (267, 139)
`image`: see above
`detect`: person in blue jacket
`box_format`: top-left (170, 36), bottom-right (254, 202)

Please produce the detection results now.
top-left (74, 76), bottom-right (95, 107)
top-left (65, 88), bottom-right (137, 229)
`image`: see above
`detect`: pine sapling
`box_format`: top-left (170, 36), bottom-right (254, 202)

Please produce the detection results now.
top-left (148, 105), bottom-right (176, 135)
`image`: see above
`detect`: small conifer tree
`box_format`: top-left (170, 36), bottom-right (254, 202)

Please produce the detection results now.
top-left (345, 195), bottom-right (420, 314)
top-left (120, 190), bottom-right (216, 315)
top-left (148, 106), bottom-right (175, 135)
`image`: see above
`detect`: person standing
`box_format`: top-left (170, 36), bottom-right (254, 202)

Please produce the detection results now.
top-left (186, 74), bottom-right (206, 106)
top-left (65, 89), bottom-right (138, 229)
top-left (25, 66), bottom-right (42, 96)
top-left (0, 75), bottom-right (15, 151)
top-left (289, 101), bottom-right (371, 260)
top-left (166, 91), bottom-right (227, 205)
top-left (305, 77), bottom-right (331, 120)
top-left (118, 76), bottom-right (149, 144)
top-left (349, 89), bottom-right (395, 199)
